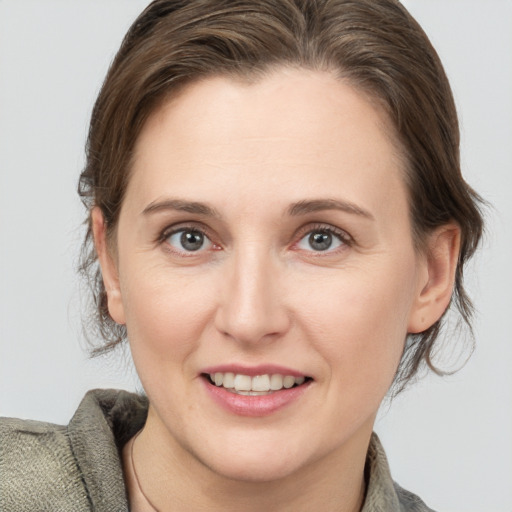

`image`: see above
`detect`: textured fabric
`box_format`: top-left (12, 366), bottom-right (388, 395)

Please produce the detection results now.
top-left (363, 433), bottom-right (435, 512)
top-left (0, 389), bottom-right (434, 511)
top-left (0, 389), bottom-right (148, 512)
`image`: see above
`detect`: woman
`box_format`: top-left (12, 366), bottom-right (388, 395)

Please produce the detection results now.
top-left (0, 0), bottom-right (484, 510)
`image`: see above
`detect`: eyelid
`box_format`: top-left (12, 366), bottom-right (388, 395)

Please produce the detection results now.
top-left (157, 220), bottom-right (209, 242)
top-left (156, 221), bottom-right (352, 255)
top-left (157, 222), bottom-right (221, 255)
top-left (291, 223), bottom-right (353, 253)
top-left (295, 222), bottom-right (352, 242)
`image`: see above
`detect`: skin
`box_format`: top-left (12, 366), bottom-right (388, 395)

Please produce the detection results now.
top-left (93, 68), bottom-right (460, 511)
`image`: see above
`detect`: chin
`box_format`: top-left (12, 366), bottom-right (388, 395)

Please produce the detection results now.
top-left (190, 431), bottom-right (322, 484)
top-left (206, 454), bottom-right (305, 483)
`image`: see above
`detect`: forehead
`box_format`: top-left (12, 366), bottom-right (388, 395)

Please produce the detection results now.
top-left (128, 68), bottom-right (407, 219)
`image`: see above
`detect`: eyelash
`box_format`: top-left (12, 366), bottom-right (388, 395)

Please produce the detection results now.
top-left (157, 222), bottom-right (353, 256)
top-left (158, 223), bottom-right (217, 256)
top-left (293, 223), bottom-right (353, 255)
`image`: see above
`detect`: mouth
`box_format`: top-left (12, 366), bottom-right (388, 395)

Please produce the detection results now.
top-left (202, 372), bottom-right (313, 396)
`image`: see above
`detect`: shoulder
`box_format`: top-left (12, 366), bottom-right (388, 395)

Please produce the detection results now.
top-left (364, 433), bottom-right (436, 512)
top-left (0, 416), bottom-right (91, 511)
top-left (0, 389), bottom-right (148, 512)
top-left (393, 482), bottom-right (437, 512)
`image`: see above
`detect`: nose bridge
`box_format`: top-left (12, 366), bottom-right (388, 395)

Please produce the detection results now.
top-left (215, 241), bottom-right (289, 344)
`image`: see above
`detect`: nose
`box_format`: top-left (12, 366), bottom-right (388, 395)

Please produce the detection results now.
top-left (214, 246), bottom-right (291, 346)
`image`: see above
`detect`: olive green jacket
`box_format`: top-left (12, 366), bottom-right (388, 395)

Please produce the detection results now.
top-left (0, 389), bottom-right (434, 511)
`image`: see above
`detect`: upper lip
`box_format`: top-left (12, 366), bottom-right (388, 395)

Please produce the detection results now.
top-left (201, 364), bottom-right (309, 378)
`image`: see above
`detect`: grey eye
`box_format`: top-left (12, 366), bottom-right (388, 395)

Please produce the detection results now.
top-left (297, 230), bottom-right (344, 252)
top-left (308, 232), bottom-right (333, 251)
top-left (167, 229), bottom-right (212, 252)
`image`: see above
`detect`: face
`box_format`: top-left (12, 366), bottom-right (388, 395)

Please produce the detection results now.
top-left (100, 69), bottom-right (432, 482)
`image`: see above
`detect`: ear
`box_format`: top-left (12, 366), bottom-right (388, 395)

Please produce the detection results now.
top-left (91, 207), bottom-right (126, 325)
top-left (408, 224), bottom-right (461, 334)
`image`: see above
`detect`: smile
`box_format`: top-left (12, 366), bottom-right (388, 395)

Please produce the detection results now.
top-left (201, 366), bottom-right (313, 416)
top-left (207, 372), bottom-right (309, 395)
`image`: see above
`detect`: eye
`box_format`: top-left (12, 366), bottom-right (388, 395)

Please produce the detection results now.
top-left (296, 227), bottom-right (347, 252)
top-left (166, 228), bottom-right (213, 253)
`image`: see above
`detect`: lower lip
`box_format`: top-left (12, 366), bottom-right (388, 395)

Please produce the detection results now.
top-left (202, 378), bottom-right (312, 417)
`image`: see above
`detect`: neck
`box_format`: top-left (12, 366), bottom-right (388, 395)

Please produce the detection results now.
top-left (123, 406), bottom-right (371, 512)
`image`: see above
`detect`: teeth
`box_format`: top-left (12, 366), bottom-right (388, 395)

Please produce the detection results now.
top-left (235, 390), bottom-right (272, 396)
top-left (208, 372), bottom-right (308, 393)
top-left (234, 374), bottom-right (252, 391)
top-left (223, 372), bottom-right (235, 388)
top-left (270, 374), bottom-right (283, 390)
top-left (252, 374), bottom-right (270, 391)
top-left (283, 375), bottom-right (295, 389)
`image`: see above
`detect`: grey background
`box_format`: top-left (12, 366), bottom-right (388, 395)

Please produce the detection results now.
top-left (1, 1), bottom-right (511, 510)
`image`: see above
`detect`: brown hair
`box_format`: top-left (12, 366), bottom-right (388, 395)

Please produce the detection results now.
top-left (78, 0), bottom-right (484, 392)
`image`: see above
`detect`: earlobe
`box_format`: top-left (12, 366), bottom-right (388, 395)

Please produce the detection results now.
top-left (91, 207), bottom-right (126, 325)
top-left (408, 224), bottom-right (461, 334)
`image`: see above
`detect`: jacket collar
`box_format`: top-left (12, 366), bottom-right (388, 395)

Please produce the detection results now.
top-left (68, 389), bottom-right (147, 510)
top-left (67, 389), bottom-right (429, 511)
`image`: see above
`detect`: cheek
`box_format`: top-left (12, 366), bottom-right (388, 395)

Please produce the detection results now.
top-left (119, 263), bottom-right (215, 369)
top-left (296, 260), bottom-right (417, 387)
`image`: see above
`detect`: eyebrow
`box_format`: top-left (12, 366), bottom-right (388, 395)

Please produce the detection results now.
top-left (141, 197), bottom-right (373, 220)
top-left (288, 199), bottom-right (374, 220)
top-left (142, 199), bottom-right (221, 218)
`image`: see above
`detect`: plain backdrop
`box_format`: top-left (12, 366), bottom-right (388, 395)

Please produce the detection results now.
top-left (1, 1), bottom-right (511, 511)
